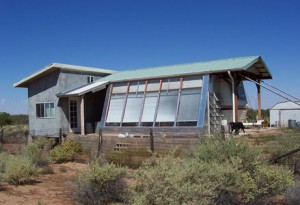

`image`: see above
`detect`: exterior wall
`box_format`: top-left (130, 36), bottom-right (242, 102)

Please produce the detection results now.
top-left (28, 69), bottom-right (108, 137)
top-left (28, 70), bottom-right (61, 136)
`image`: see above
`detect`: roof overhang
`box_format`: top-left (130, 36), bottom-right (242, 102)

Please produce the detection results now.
top-left (243, 56), bottom-right (272, 79)
top-left (14, 63), bottom-right (115, 88)
top-left (57, 81), bottom-right (109, 97)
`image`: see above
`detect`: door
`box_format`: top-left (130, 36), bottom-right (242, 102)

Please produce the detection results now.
top-left (69, 97), bottom-right (81, 133)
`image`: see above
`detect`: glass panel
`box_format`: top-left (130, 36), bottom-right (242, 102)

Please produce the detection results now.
top-left (70, 100), bottom-right (78, 128)
top-left (36, 104), bottom-right (41, 117)
top-left (123, 93), bottom-right (144, 124)
top-left (40, 104), bottom-right (44, 117)
top-left (161, 78), bottom-right (180, 90)
top-left (182, 76), bottom-right (203, 89)
top-left (141, 92), bottom-right (158, 126)
top-left (169, 78), bottom-right (180, 90)
top-left (50, 103), bottom-right (55, 117)
top-left (147, 80), bottom-right (160, 92)
top-left (129, 82), bottom-right (138, 93)
top-left (177, 88), bottom-right (201, 123)
top-left (155, 91), bottom-right (178, 126)
top-left (45, 103), bottom-right (50, 117)
top-left (106, 94), bottom-right (125, 123)
top-left (112, 83), bottom-right (128, 94)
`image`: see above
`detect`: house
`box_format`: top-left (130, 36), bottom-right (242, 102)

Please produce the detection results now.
top-left (14, 56), bottom-right (272, 137)
top-left (14, 63), bottom-right (115, 136)
top-left (270, 101), bottom-right (300, 127)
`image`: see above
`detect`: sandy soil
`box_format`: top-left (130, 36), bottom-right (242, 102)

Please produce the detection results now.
top-left (0, 162), bottom-right (87, 205)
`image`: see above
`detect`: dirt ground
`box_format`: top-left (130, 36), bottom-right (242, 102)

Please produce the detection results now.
top-left (0, 162), bottom-right (87, 205)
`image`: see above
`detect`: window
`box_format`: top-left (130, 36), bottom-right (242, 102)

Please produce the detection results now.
top-left (87, 76), bottom-right (94, 83)
top-left (155, 90), bottom-right (178, 126)
top-left (177, 88), bottom-right (201, 126)
top-left (36, 102), bottom-right (55, 118)
top-left (104, 75), bottom-right (203, 127)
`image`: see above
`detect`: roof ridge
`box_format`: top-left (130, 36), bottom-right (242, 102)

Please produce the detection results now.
top-left (120, 55), bottom-right (260, 72)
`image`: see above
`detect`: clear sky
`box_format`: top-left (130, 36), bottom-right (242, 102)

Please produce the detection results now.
top-left (1, 0), bottom-right (300, 114)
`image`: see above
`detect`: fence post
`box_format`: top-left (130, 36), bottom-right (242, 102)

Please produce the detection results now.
top-left (96, 128), bottom-right (102, 157)
top-left (59, 128), bottom-right (62, 144)
top-left (150, 128), bottom-right (154, 153)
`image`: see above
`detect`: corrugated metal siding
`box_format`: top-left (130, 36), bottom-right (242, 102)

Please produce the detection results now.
top-left (96, 56), bottom-right (269, 83)
top-left (270, 109), bottom-right (300, 127)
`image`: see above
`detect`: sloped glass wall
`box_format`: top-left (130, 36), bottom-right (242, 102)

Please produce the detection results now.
top-left (105, 75), bottom-right (203, 127)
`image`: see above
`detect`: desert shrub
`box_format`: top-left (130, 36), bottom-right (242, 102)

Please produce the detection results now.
top-left (107, 148), bottom-right (152, 169)
top-left (133, 156), bottom-right (216, 205)
top-left (50, 140), bottom-right (83, 163)
top-left (3, 155), bottom-right (37, 185)
top-left (76, 158), bottom-right (128, 204)
top-left (132, 137), bottom-right (294, 205)
top-left (23, 142), bottom-right (50, 166)
top-left (0, 152), bottom-right (10, 181)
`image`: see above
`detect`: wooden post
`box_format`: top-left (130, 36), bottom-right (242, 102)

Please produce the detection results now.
top-left (59, 128), bottom-right (62, 144)
top-left (96, 128), bottom-right (102, 157)
top-left (256, 81), bottom-right (261, 120)
top-left (234, 79), bottom-right (240, 122)
top-left (150, 128), bottom-right (154, 153)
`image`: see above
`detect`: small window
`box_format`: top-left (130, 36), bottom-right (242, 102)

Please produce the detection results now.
top-left (87, 76), bottom-right (94, 83)
top-left (36, 102), bottom-right (55, 118)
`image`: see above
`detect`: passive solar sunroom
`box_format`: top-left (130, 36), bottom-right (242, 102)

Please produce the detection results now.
top-left (99, 56), bottom-right (272, 133)
top-left (104, 75), bottom-right (207, 128)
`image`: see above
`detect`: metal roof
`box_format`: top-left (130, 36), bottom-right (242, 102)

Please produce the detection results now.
top-left (271, 101), bottom-right (300, 110)
top-left (14, 63), bottom-right (116, 87)
top-left (96, 56), bottom-right (272, 83)
top-left (57, 81), bottom-right (108, 97)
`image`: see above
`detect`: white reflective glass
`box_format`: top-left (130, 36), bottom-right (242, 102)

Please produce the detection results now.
top-left (141, 92), bottom-right (157, 123)
top-left (106, 95), bottom-right (125, 122)
top-left (123, 94), bottom-right (144, 122)
top-left (112, 83), bottom-right (128, 94)
top-left (177, 89), bottom-right (201, 122)
top-left (182, 76), bottom-right (203, 88)
top-left (156, 91), bottom-right (178, 123)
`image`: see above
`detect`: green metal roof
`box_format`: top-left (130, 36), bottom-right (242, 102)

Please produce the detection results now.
top-left (98, 56), bottom-right (272, 83)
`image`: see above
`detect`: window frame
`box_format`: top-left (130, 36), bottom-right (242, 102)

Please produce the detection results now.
top-left (36, 102), bottom-right (55, 119)
top-left (87, 76), bottom-right (94, 83)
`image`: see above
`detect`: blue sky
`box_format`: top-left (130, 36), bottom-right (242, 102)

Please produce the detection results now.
top-left (1, 0), bottom-right (300, 114)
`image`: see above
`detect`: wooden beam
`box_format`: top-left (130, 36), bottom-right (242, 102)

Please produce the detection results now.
top-left (256, 81), bottom-right (261, 120)
top-left (234, 78), bottom-right (239, 122)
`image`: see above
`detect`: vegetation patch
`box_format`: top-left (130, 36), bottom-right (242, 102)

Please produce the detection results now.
top-left (2, 155), bottom-right (37, 185)
top-left (132, 136), bottom-right (294, 205)
top-left (50, 140), bottom-right (83, 163)
top-left (76, 157), bottom-right (128, 204)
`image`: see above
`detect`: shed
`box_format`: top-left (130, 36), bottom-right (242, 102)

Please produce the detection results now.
top-left (270, 101), bottom-right (300, 127)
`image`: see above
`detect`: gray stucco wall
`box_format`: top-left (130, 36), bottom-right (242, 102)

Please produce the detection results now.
top-left (28, 69), bottom-right (107, 137)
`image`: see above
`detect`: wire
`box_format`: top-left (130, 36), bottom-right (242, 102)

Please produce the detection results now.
top-left (240, 74), bottom-right (300, 106)
top-left (261, 80), bottom-right (300, 102)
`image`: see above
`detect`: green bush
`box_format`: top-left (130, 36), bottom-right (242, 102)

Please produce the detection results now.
top-left (23, 142), bottom-right (50, 166)
top-left (132, 136), bottom-right (294, 205)
top-left (0, 152), bottom-right (10, 181)
top-left (50, 140), bottom-right (83, 163)
top-left (3, 155), bottom-right (37, 185)
top-left (76, 158), bottom-right (128, 204)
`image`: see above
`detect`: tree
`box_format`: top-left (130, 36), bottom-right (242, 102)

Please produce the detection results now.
top-left (0, 112), bottom-right (12, 143)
